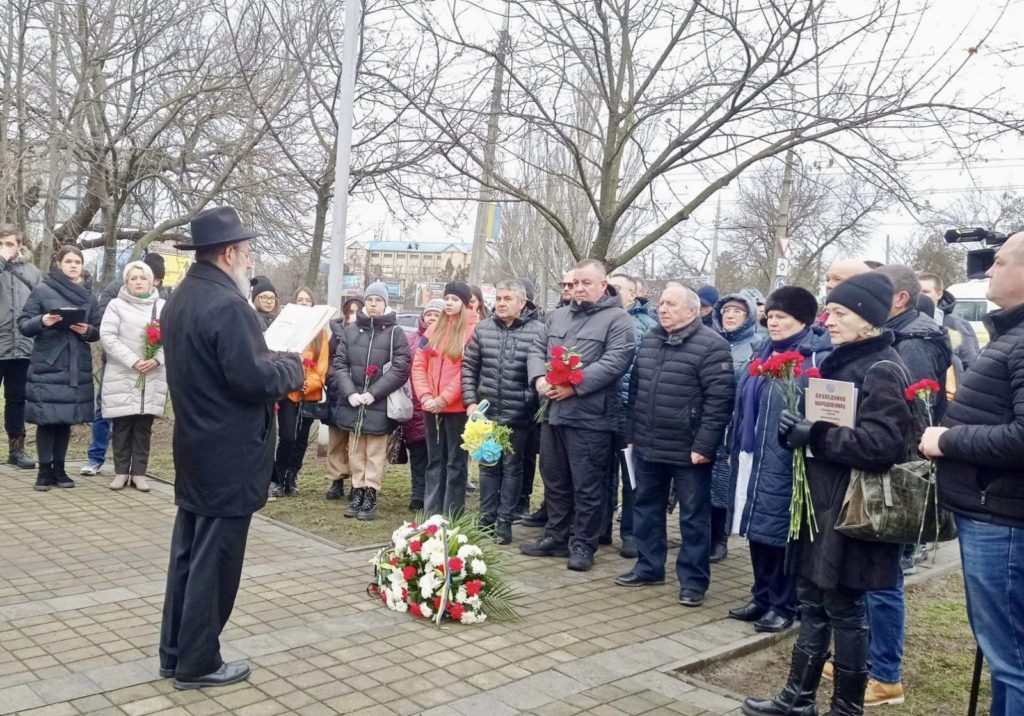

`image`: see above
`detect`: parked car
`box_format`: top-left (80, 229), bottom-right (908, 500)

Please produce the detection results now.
top-left (948, 280), bottom-right (997, 346)
top-left (395, 312), bottom-right (419, 335)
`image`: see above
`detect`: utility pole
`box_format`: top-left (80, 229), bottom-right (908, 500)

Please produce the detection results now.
top-left (709, 195), bottom-right (722, 285)
top-left (326, 0), bottom-right (362, 311)
top-left (885, 234), bottom-right (891, 264)
top-left (769, 150), bottom-right (797, 291)
top-left (469, 1), bottom-right (511, 285)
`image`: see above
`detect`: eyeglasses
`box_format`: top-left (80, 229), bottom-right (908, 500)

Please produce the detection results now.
top-left (231, 245), bottom-right (253, 262)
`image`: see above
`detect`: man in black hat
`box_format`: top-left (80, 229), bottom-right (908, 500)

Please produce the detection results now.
top-left (158, 206), bottom-right (303, 690)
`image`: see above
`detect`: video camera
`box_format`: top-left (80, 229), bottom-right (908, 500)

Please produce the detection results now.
top-left (944, 227), bottom-right (1008, 280)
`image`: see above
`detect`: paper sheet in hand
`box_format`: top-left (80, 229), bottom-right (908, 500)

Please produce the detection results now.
top-left (622, 445), bottom-right (636, 490)
top-left (263, 304), bottom-right (337, 353)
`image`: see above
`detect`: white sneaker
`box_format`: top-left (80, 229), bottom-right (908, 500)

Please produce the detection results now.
top-left (109, 474), bottom-right (129, 490)
top-left (80, 462), bottom-right (103, 476)
top-left (131, 475), bottom-right (151, 492)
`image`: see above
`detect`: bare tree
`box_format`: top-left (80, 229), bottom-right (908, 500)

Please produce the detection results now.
top-left (380, 0), bottom-right (1017, 269)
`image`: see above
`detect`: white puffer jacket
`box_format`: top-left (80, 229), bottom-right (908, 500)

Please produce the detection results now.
top-left (100, 287), bottom-right (167, 418)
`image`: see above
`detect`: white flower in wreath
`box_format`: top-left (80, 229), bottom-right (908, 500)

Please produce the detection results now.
top-left (460, 610), bottom-right (487, 624)
top-left (420, 601), bottom-right (434, 618)
top-left (393, 598), bottom-right (408, 613)
top-left (418, 571), bottom-right (438, 597)
top-left (469, 558), bottom-right (487, 575)
top-left (464, 594), bottom-right (482, 608)
top-left (387, 570), bottom-right (407, 589)
top-left (455, 585), bottom-right (468, 603)
top-left (456, 534), bottom-right (469, 545)
top-left (457, 544), bottom-right (483, 560)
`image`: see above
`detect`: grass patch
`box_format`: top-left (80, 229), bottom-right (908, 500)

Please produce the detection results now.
top-left (695, 570), bottom-right (989, 715)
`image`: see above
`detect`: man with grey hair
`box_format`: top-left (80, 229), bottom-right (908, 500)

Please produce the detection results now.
top-left (0, 223), bottom-right (40, 469)
top-left (522, 259), bottom-right (636, 571)
top-left (462, 279), bottom-right (545, 543)
top-left (617, 284), bottom-right (735, 606)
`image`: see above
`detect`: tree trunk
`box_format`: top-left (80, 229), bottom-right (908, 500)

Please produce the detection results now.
top-left (306, 187), bottom-right (329, 288)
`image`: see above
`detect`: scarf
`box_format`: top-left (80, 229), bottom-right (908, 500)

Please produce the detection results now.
top-left (45, 266), bottom-right (91, 306)
top-left (738, 327), bottom-right (809, 453)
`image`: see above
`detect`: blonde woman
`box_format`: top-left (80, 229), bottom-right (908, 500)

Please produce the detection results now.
top-left (99, 261), bottom-right (167, 491)
top-left (411, 282), bottom-right (479, 515)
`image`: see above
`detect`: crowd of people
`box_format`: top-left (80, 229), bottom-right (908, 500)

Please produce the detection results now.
top-left (1, 208), bottom-right (1020, 714)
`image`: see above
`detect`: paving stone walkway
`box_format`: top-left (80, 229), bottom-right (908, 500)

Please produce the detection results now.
top-left (0, 464), bottom-right (957, 715)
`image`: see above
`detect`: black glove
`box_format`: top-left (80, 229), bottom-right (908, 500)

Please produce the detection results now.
top-left (778, 409), bottom-right (813, 450)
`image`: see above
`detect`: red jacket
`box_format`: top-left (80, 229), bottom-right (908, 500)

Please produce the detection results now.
top-left (411, 312), bottom-right (478, 413)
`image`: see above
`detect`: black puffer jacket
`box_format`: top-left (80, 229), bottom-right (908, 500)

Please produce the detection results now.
top-left (627, 319), bottom-right (736, 465)
top-left (18, 267), bottom-right (100, 425)
top-left (799, 331), bottom-right (912, 591)
top-left (938, 302), bottom-right (1024, 527)
top-left (887, 308), bottom-right (952, 419)
top-left (327, 311), bottom-right (411, 435)
top-left (528, 289), bottom-right (636, 426)
top-left (462, 308), bottom-right (545, 426)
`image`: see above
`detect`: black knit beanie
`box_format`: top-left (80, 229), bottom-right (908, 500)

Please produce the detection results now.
top-left (444, 281), bottom-right (472, 307)
top-left (826, 272), bottom-right (894, 328)
top-left (142, 253), bottom-right (166, 281)
top-left (764, 286), bottom-right (818, 327)
top-left (250, 275), bottom-right (277, 301)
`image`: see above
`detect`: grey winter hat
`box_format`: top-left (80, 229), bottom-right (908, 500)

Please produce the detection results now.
top-left (364, 281), bottom-right (389, 304)
top-left (423, 298), bottom-right (444, 314)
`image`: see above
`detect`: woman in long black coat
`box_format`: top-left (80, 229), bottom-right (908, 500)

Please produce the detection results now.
top-left (743, 272), bottom-right (914, 716)
top-left (19, 246), bottom-right (100, 491)
top-left (327, 282), bottom-right (410, 520)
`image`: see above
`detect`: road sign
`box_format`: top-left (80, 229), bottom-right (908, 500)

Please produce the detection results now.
top-left (779, 236), bottom-right (792, 256)
top-left (772, 276), bottom-right (786, 290)
top-left (775, 257), bottom-right (791, 276)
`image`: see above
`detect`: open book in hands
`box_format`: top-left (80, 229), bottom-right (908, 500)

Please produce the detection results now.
top-left (263, 304), bottom-right (337, 353)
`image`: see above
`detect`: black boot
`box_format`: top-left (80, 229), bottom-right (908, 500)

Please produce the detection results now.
top-left (710, 537), bottom-right (729, 563)
top-left (8, 437), bottom-right (35, 469)
top-left (344, 487), bottom-right (365, 518)
top-left (284, 467), bottom-right (299, 495)
top-left (741, 644), bottom-right (828, 716)
top-left (495, 519), bottom-right (513, 545)
top-left (357, 488), bottom-right (378, 521)
top-left (33, 464), bottom-right (54, 491)
top-left (326, 479), bottom-right (345, 500)
top-left (824, 667), bottom-right (868, 716)
top-left (52, 461), bottom-right (74, 488)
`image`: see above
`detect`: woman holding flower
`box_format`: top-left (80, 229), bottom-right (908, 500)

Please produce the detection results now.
top-left (744, 272), bottom-right (914, 716)
top-left (328, 282), bottom-right (410, 520)
top-left (270, 287), bottom-right (329, 497)
top-left (99, 261), bottom-right (167, 492)
top-left (729, 286), bottom-right (831, 634)
top-left (411, 282), bottom-right (479, 516)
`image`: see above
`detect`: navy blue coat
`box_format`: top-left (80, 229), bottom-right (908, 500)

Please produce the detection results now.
top-left (734, 326), bottom-right (832, 547)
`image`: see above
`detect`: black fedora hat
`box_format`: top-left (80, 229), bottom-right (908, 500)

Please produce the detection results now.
top-left (175, 206), bottom-right (257, 250)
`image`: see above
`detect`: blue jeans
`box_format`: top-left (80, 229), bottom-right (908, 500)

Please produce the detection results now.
top-left (88, 406), bottom-right (111, 465)
top-left (866, 567), bottom-right (904, 683)
top-left (956, 514), bottom-right (1024, 716)
top-left (631, 454), bottom-right (711, 592)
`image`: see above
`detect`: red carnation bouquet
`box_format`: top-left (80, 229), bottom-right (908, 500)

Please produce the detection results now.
top-left (749, 350), bottom-right (819, 540)
top-left (136, 319), bottom-right (161, 390)
top-left (905, 377), bottom-right (943, 546)
top-left (534, 345), bottom-right (584, 422)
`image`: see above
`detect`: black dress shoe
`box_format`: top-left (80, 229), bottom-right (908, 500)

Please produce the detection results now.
top-left (520, 507), bottom-right (548, 528)
top-left (710, 539), bottom-right (729, 563)
top-left (614, 572), bottom-right (665, 587)
top-left (754, 609), bottom-right (794, 633)
top-left (159, 667), bottom-right (175, 678)
top-left (728, 600), bottom-right (769, 622)
top-left (519, 535), bottom-right (570, 557)
top-left (174, 661), bottom-right (251, 690)
top-left (619, 535), bottom-right (638, 559)
top-left (677, 589), bottom-right (705, 607)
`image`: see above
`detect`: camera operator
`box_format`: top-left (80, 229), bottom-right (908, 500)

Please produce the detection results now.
top-left (920, 230), bottom-right (1024, 715)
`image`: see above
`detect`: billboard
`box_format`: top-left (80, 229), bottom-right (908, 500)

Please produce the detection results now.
top-left (414, 282), bottom-right (446, 307)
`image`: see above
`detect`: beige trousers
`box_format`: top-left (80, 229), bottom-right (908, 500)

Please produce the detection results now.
top-left (327, 426), bottom-right (350, 480)
top-left (348, 434), bottom-right (388, 490)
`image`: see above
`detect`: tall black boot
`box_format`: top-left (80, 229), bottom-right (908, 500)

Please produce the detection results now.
top-left (284, 467), bottom-right (299, 495)
top-left (824, 668), bottom-right (868, 716)
top-left (741, 644), bottom-right (828, 716)
top-left (344, 487), bottom-right (365, 518)
top-left (52, 461), bottom-right (75, 488)
top-left (8, 436), bottom-right (35, 469)
top-left (33, 464), bottom-right (54, 491)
